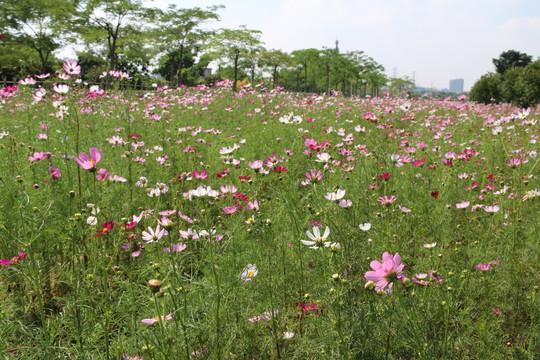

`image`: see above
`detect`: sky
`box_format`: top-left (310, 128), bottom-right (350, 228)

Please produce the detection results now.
top-left (146, 0), bottom-right (540, 91)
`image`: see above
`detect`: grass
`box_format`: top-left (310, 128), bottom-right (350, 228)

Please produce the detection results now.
top-left (0, 75), bottom-right (538, 359)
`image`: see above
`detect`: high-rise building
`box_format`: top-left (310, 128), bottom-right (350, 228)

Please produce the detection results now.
top-left (449, 78), bottom-right (464, 93)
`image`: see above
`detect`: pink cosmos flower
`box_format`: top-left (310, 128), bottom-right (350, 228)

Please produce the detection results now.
top-left (476, 263), bottom-right (492, 271)
top-left (75, 148), bottom-right (102, 171)
top-left (223, 206), bottom-right (237, 214)
top-left (53, 83), bottom-right (69, 94)
top-left (455, 201), bottom-right (470, 209)
top-left (49, 166), bottom-right (61, 180)
top-left (411, 157), bottom-right (426, 167)
top-left (96, 168), bottom-right (110, 181)
top-left (163, 243), bottom-right (187, 253)
top-left (378, 195), bottom-right (397, 206)
top-left (141, 225), bottom-right (166, 243)
top-left (398, 205), bottom-right (411, 213)
top-left (141, 314), bottom-right (173, 325)
top-left (506, 158), bottom-right (521, 168)
top-left (29, 152), bottom-right (52, 162)
top-left (63, 60), bottom-right (81, 75)
top-left (483, 205), bottom-right (500, 213)
top-left (0, 252), bottom-right (27, 266)
top-left (364, 252), bottom-right (405, 291)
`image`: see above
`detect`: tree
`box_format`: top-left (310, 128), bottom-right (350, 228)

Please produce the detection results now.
top-left (259, 49), bottom-right (292, 88)
top-left (205, 26), bottom-right (263, 91)
top-left (0, 0), bottom-right (74, 73)
top-left (291, 48), bottom-right (320, 92)
top-left (152, 5), bottom-right (222, 87)
top-left (73, 0), bottom-right (152, 71)
top-left (492, 50), bottom-right (532, 75)
top-left (516, 59), bottom-right (540, 107)
top-left (469, 73), bottom-right (502, 104)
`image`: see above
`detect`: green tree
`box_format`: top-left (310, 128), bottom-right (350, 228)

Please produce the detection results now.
top-left (152, 5), bottom-right (222, 87)
top-left (492, 50), bottom-right (532, 75)
top-left (501, 67), bottom-right (524, 104)
top-left (0, 0), bottom-right (74, 73)
top-left (516, 59), bottom-right (540, 107)
top-left (73, 0), bottom-right (152, 71)
top-left (259, 49), bottom-right (293, 88)
top-left (291, 48), bottom-right (320, 92)
top-left (206, 26), bottom-right (263, 91)
top-left (470, 72), bottom-right (502, 104)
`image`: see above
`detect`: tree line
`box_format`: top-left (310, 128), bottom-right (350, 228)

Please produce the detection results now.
top-left (0, 0), bottom-right (390, 95)
top-left (470, 50), bottom-right (540, 107)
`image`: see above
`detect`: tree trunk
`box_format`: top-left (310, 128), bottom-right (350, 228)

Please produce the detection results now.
top-left (233, 51), bottom-right (239, 92)
top-left (169, 53), bottom-right (175, 85)
top-left (304, 64), bottom-right (308, 93)
top-left (177, 44), bottom-right (184, 87)
top-left (273, 66), bottom-right (277, 89)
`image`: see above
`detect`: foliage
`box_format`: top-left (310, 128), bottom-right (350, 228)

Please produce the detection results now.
top-left (470, 72), bottom-right (502, 104)
top-left (493, 50), bottom-right (533, 75)
top-left (1, 61), bottom-right (538, 359)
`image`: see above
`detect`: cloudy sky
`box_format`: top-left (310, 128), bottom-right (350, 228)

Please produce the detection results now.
top-left (148, 0), bottom-right (540, 91)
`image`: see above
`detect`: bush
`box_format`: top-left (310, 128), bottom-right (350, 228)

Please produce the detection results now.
top-left (469, 72), bottom-right (502, 104)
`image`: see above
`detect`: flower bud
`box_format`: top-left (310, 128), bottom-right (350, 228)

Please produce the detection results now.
top-left (148, 279), bottom-right (163, 293)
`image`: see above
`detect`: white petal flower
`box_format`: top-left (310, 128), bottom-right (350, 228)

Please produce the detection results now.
top-left (359, 223), bottom-right (371, 231)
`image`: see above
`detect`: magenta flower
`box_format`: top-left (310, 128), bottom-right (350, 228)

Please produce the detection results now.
top-left (75, 148), bottom-right (102, 171)
top-left (476, 263), bottom-right (492, 271)
top-left (0, 252), bottom-right (27, 266)
top-left (48, 166), bottom-right (61, 180)
top-left (364, 252), bottom-right (405, 291)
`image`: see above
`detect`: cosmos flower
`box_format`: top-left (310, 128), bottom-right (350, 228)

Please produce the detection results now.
top-left (75, 148), bottom-right (102, 172)
top-left (0, 252), bottom-right (27, 266)
top-left (141, 314), bottom-right (173, 325)
top-left (364, 252), bottom-right (405, 291)
top-left (241, 264), bottom-right (258, 281)
top-left (301, 226), bottom-right (331, 249)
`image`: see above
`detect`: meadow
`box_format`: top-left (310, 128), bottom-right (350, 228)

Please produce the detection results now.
top-left (0, 64), bottom-right (539, 359)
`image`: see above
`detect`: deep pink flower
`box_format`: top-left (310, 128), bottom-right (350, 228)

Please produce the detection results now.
top-left (364, 252), bottom-right (405, 291)
top-left (75, 148), bottom-right (102, 171)
top-left (0, 252), bottom-right (27, 266)
top-left (48, 166), bottom-right (61, 180)
top-left (411, 157), bottom-right (426, 167)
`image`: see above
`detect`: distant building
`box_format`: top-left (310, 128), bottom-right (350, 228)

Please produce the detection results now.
top-left (449, 78), bottom-right (464, 93)
top-left (203, 68), bottom-right (212, 77)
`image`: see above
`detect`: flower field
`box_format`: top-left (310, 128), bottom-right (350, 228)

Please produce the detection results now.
top-left (0, 67), bottom-right (539, 359)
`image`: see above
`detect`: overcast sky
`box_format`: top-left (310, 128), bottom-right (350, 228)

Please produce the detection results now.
top-left (147, 0), bottom-right (540, 91)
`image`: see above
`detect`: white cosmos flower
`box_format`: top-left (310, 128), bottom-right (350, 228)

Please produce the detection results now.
top-left (325, 189), bottom-right (346, 201)
top-left (424, 242), bottom-right (437, 248)
top-left (53, 84), bottom-right (70, 94)
top-left (359, 223), bottom-right (371, 231)
top-left (142, 225), bottom-right (166, 243)
top-left (301, 226), bottom-right (331, 249)
top-left (241, 264), bottom-right (258, 281)
top-left (87, 216), bottom-right (97, 226)
top-left (315, 152), bottom-right (331, 163)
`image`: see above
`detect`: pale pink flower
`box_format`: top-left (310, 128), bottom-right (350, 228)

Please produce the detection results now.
top-left (53, 84), bottom-right (69, 94)
top-left (63, 60), bottom-right (81, 75)
top-left (484, 205), bottom-right (500, 213)
top-left (364, 252), bottom-right (405, 291)
top-left (222, 206), bottom-right (237, 214)
top-left (378, 195), bottom-right (397, 206)
top-left (141, 314), bottom-right (173, 325)
top-left (455, 201), bottom-right (470, 209)
top-left (506, 158), bottom-right (521, 168)
top-left (142, 225), bottom-right (166, 243)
